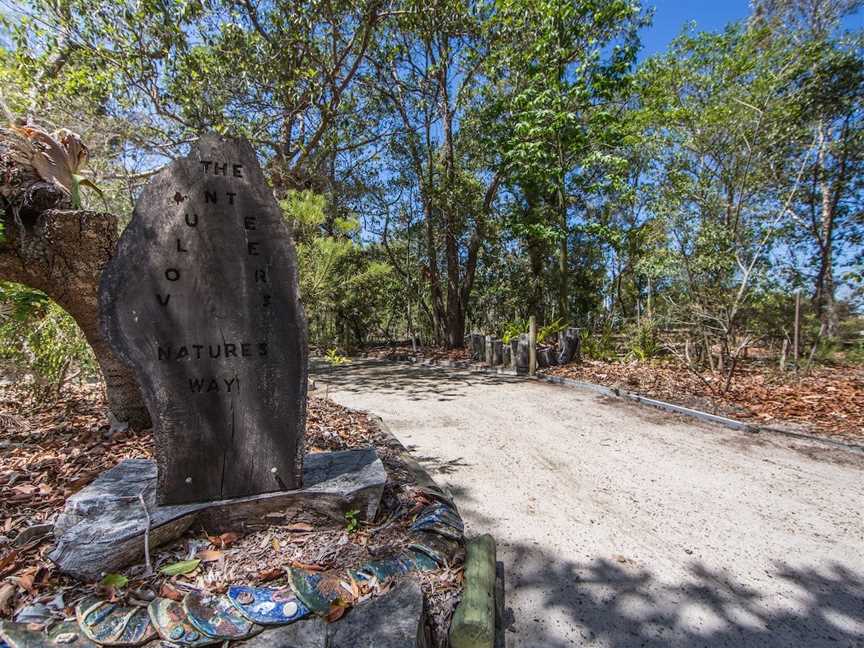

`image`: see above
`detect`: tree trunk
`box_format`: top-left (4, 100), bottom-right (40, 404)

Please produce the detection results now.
top-left (814, 120), bottom-right (839, 338)
top-left (0, 207), bottom-right (150, 427)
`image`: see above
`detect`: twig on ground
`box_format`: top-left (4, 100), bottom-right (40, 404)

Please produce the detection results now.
top-left (138, 491), bottom-right (152, 576)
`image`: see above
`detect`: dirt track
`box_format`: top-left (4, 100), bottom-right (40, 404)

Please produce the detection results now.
top-left (313, 359), bottom-right (864, 648)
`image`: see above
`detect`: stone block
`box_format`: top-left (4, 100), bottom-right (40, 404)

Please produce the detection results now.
top-left (50, 449), bottom-right (385, 581)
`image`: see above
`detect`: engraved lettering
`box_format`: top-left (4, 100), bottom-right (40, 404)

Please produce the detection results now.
top-left (185, 213), bottom-right (198, 227)
top-left (263, 294), bottom-right (271, 308)
top-left (157, 293), bottom-right (171, 306)
top-left (233, 164), bottom-right (243, 178)
top-left (165, 268), bottom-right (180, 281)
top-left (225, 343), bottom-right (237, 358)
top-left (205, 190), bottom-right (218, 203)
top-left (177, 239), bottom-right (188, 253)
top-left (244, 216), bottom-right (257, 230)
top-left (224, 377), bottom-right (238, 392)
top-left (248, 242), bottom-right (260, 256)
top-left (241, 343), bottom-right (251, 357)
top-left (255, 269), bottom-right (267, 283)
top-left (176, 346), bottom-right (189, 360)
top-left (258, 342), bottom-right (268, 356)
top-left (189, 377), bottom-right (205, 392)
top-left (214, 162), bottom-right (227, 176)
top-left (227, 191), bottom-right (237, 205)
top-left (200, 161), bottom-right (212, 174)
top-left (206, 379), bottom-right (219, 392)
top-left (192, 344), bottom-right (204, 359)
top-left (208, 344), bottom-right (221, 359)
top-left (158, 346), bottom-right (171, 361)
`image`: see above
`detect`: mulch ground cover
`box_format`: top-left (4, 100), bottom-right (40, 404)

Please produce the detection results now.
top-left (0, 383), bottom-right (461, 646)
top-left (547, 359), bottom-right (864, 445)
top-left (363, 344), bottom-right (472, 363)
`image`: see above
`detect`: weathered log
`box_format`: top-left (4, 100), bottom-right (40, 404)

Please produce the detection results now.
top-left (515, 334), bottom-right (530, 373)
top-left (557, 327), bottom-right (581, 365)
top-left (491, 339), bottom-right (503, 366)
top-left (0, 207), bottom-right (149, 426)
top-left (449, 534), bottom-right (496, 648)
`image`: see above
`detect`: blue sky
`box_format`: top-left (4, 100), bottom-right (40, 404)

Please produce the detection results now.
top-left (640, 0), bottom-right (864, 59)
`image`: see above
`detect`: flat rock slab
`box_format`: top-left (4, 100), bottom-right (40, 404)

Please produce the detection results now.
top-left (329, 579), bottom-right (430, 648)
top-left (100, 134), bottom-right (307, 505)
top-left (243, 580), bottom-right (428, 648)
top-left (50, 449), bottom-right (385, 581)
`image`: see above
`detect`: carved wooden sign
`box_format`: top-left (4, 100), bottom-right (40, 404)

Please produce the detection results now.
top-left (100, 134), bottom-right (307, 505)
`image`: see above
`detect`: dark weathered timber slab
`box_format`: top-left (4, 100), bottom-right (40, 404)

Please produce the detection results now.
top-left (50, 450), bottom-right (385, 581)
top-left (99, 134), bottom-right (307, 505)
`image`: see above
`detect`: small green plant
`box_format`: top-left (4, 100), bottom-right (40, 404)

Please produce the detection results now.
top-left (626, 319), bottom-right (660, 362)
top-left (537, 318), bottom-right (566, 344)
top-left (344, 509), bottom-right (360, 534)
top-left (580, 327), bottom-right (616, 362)
top-left (324, 348), bottom-right (348, 366)
top-left (0, 282), bottom-right (98, 399)
top-left (501, 320), bottom-right (526, 344)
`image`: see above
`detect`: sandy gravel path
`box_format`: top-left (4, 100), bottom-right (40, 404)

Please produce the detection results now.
top-left (313, 359), bottom-right (864, 647)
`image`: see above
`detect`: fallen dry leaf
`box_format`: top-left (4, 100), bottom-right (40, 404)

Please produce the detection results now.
top-left (159, 582), bottom-right (183, 602)
top-left (208, 532), bottom-right (241, 548)
top-left (0, 551), bottom-right (18, 577)
top-left (284, 522), bottom-right (314, 533)
top-left (197, 550), bottom-right (224, 563)
top-left (0, 582), bottom-right (15, 615)
top-left (255, 567), bottom-right (284, 583)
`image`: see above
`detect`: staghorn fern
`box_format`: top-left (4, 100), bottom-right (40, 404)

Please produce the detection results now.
top-left (1, 124), bottom-right (103, 209)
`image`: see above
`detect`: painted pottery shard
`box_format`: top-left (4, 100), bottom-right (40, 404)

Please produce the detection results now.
top-left (409, 532), bottom-right (463, 566)
top-left (112, 608), bottom-right (156, 646)
top-left (100, 134), bottom-right (308, 505)
top-left (410, 518), bottom-right (463, 540)
top-left (147, 598), bottom-right (219, 646)
top-left (46, 621), bottom-right (100, 647)
top-left (287, 569), bottom-right (350, 615)
top-left (226, 586), bottom-right (310, 625)
top-left (75, 597), bottom-right (155, 646)
top-left (401, 549), bottom-right (440, 573)
top-left (354, 556), bottom-right (412, 582)
top-left (75, 598), bottom-right (126, 643)
top-left (413, 502), bottom-right (464, 532)
top-left (182, 592), bottom-right (260, 640)
top-left (1, 621), bottom-right (98, 648)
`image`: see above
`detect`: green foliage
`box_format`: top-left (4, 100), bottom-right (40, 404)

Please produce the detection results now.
top-left (344, 509), bottom-right (360, 534)
top-left (500, 320), bottom-right (527, 344)
top-left (0, 283), bottom-right (98, 399)
top-left (625, 319), bottom-right (660, 361)
top-left (324, 348), bottom-right (348, 365)
top-left (99, 573), bottom-right (128, 588)
top-left (537, 318), bottom-right (566, 344)
top-left (159, 559), bottom-right (201, 576)
top-left (580, 327), bottom-right (616, 362)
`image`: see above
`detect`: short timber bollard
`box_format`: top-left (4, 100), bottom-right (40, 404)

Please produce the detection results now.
top-left (449, 534), bottom-right (497, 648)
top-left (485, 335), bottom-right (494, 366)
top-left (528, 316), bottom-right (537, 376)
top-left (492, 339), bottom-right (503, 366)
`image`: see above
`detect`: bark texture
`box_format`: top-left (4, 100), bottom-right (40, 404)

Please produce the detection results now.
top-left (0, 204), bottom-right (150, 427)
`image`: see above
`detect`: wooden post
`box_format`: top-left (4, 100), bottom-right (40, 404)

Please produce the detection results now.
top-left (485, 335), bottom-right (493, 366)
top-left (528, 316), bottom-right (537, 376)
top-left (449, 535), bottom-right (496, 648)
top-left (793, 289), bottom-right (801, 370)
